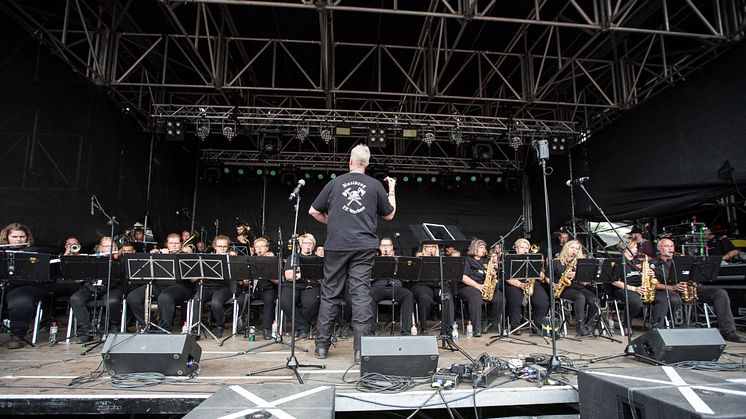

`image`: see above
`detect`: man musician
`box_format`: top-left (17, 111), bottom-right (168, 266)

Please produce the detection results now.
top-left (552, 240), bottom-right (599, 337)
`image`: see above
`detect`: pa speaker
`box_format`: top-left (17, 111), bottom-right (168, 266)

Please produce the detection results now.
top-left (360, 335), bottom-right (438, 377)
top-left (101, 333), bottom-right (202, 376)
top-left (631, 328), bottom-right (725, 364)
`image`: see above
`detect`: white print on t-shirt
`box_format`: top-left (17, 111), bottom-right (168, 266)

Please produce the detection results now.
top-left (342, 182), bottom-right (366, 214)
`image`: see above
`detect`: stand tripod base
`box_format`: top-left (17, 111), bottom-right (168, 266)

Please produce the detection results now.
top-left (245, 355), bottom-right (325, 384)
top-left (436, 334), bottom-right (474, 362)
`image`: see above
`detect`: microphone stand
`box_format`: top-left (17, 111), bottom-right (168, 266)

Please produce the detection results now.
top-left (81, 195), bottom-right (117, 355)
top-left (246, 191), bottom-right (323, 383)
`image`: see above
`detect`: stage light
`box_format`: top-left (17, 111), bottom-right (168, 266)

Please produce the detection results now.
top-left (223, 167), bottom-right (230, 174)
top-left (455, 175), bottom-right (461, 182)
top-left (431, 176), bottom-right (437, 183)
top-left (335, 126), bottom-right (351, 136)
top-left (196, 119), bottom-right (210, 140)
top-left (416, 176), bottom-right (423, 183)
top-left (256, 169), bottom-right (263, 175)
top-left (295, 124), bottom-right (310, 142)
top-left (440, 175), bottom-right (457, 191)
top-left (237, 168), bottom-right (245, 175)
top-left (484, 176), bottom-right (491, 183)
top-left (304, 173), bottom-right (311, 179)
top-left (510, 136), bottom-right (522, 150)
top-left (269, 170), bottom-right (277, 176)
top-left (281, 172), bottom-right (298, 187)
top-left (367, 127), bottom-right (387, 148)
top-left (260, 134), bottom-right (282, 155)
top-left (550, 137), bottom-right (567, 155)
top-left (472, 141), bottom-right (493, 161)
top-left (330, 173), bottom-right (336, 179)
top-left (449, 128), bottom-right (463, 146)
top-left (422, 130), bottom-right (435, 146)
top-left (165, 120), bottom-right (184, 141)
top-left (317, 173), bottom-right (324, 179)
top-left (470, 175), bottom-right (477, 182)
top-left (320, 125), bottom-right (334, 144)
top-left (402, 176), bottom-right (409, 182)
top-left (402, 128), bottom-right (418, 138)
top-left (203, 167), bottom-right (220, 184)
top-left (222, 123), bottom-right (236, 141)
top-left (496, 176), bottom-right (502, 183)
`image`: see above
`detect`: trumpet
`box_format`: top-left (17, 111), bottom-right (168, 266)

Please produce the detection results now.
top-left (181, 231), bottom-right (198, 253)
top-left (69, 243), bottom-right (81, 253)
top-left (529, 243), bottom-right (541, 253)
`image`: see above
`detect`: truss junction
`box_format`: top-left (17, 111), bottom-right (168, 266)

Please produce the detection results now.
top-left (2, 0), bottom-right (744, 173)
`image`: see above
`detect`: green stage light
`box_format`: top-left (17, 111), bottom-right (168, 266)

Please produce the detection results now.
top-left (305, 173), bottom-right (311, 179)
top-left (416, 176), bottom-right (423, 183)
top-left (455, 175), bottom-right (461, 182)
top-left (470, 175), bottom-right (477, 182)
top-left (497, 176), bottom-right (502, 183)
top-left (317, 173), bottom-right (324, 179)
top-left (403, 176), bottom-right (409, 182)
top-left (330, 173), bottom-right (336, 179)
top-left (431, 176), bottom-right (437, 183)
top-left (223, 167), bottom-right (230, 174)
top-left (270, 170), bottom-right (277, 176)
top-left (238, 168), bottom-right (245, 175)
top-left (256, 168), bottom-right (263, 175)
top-left (484, 176), bottom-right (490, 183)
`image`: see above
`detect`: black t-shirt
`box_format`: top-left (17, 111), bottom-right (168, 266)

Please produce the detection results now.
top-left (463, 257), bottom-right (487, 284)
top-left (311, 171), bottom-right (393, 251)
top-left (708, 236), bottom-right (735, 256)
top-left (651, 257), bottom-right (674, 284)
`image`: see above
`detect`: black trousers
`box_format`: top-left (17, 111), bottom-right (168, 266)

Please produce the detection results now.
top-left (157, 282), bottom-right (196, 330)
top-left (696, 285), bottom-right (735, 332)
top-left (505, 283), bottom-right (549, 329)
top-left (6, 286), bottom-right (43, 337)
top-left (408, 283), bottom-right (438, 331)
top-left (70, 286), bottom-right (124, 333)
top-left (315, 249), bottom-right (376, 351)
top-left (560, 285), bottom-right (599, 323)
top-left (613, 288), bottom-right (644, 326)
top-left (202, 285), bottom-right (233, 327)
top-left (258, 287), bottom-right (277, 331)
top-left (652, 289), bottom-right (682, 327)
top-left (457, 286), bottom-right (504, 331)
top-left (369, 286), bottom-right (414, 332)
top-left (280, 284), bottom-right (320, 333)
top-left (126, 284), bottom-right (162, 328)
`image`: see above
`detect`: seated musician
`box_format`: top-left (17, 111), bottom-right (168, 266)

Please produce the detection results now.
top-left (629, 226), bottom-right (655, 259)
top-left (610, 240), bottom-right (645, 336)
top-left (156, 233), bottom-right (199, 332)
top-left (407, 243), bottom-right (453, 335)
top-left (1, 223), bottom-right (42, 349)
top-left (235, 222), bottom-right (252, 250)
top-left (127, 233), bottom-right (186, 330)
top-left (53, 236), bottom-right (85, 309)
top-left (705, 226), bottom-right (739, 264)
top-left (253, 236), bottom-right (278, 340)
top-left (459, 239), bottom-right (504, 337)
top-left (280, 233), bottom-right (322, 339)
top-left (201, 235), bottom-right (235, 338)
top-left (552, 240), bottom-right (599, 337)
top-left (120, 242), bottom-right (136, 256)
top-left (179, 230), bottom-right (195, 253)
top-left (655, 238), bottom-right (744, 342)
top-left (132, 227), bottom-right (147, 253)
top-left (369, 237), bottom-right (414, 335)
top-left (504, 238), bottom-right (549, 335)
top-left (69, 236), bottom-right (125, 342)
top-left (649, 238), bottom-right (683, 328)
top-left (315, 244), bottom-right (325, 257)
top-left (61, 237), bottom-right (82, 256)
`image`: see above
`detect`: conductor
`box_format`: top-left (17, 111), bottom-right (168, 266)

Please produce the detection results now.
top-left (309, 144), bottom-right (397, 363)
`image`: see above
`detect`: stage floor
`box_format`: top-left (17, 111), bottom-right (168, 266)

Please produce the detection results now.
top-left (1, 326), bottom-right (745, 417)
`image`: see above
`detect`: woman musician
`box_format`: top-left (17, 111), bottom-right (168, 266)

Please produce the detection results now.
top-left (552, 240), bottom-right (600, 337)
top-left (609, 240), bottom-right (645, 336)
top-left (504, 238), bottom-right (549, 335)
top-left (1, 223), bottom-right (41, 349)
top-left (459, 239), bottom-right (504, 336)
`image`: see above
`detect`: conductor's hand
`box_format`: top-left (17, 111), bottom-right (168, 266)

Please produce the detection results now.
top-left (384, 176), bottom-right (396, 191)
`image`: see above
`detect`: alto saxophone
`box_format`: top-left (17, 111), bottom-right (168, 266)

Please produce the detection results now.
top-left (680, 281), bottom-right (698, 303)
top-left (522, 278), bottom-right (536, 306)
top-left (640, 255), bottom-right (658, 304)
top-left (554, 258), bottom-right (577, 299)
top-left (482, 257), bottom-right (498, 302)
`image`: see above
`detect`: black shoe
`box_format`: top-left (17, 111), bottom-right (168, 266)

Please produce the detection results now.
top-left (722, 331), bottom-right (746, 343)
top-left (263, 329), bottom-right (273, 340)
top-left (7, 335), bottom-right (24, 350)
top-left (315, 346), bottom-right (329, 359)
top-left (295, 330), bottom-right (309, 339)
top-left (212, 327), bottom-right (224, 338)
top-left (77, 334), bottom-right (92, 344)
top-left (473, 331), bottom-right (482, 338)
top-left (354, 350), bottom-right (361, 365)
top-left (512, 329), bottom-right (522, 336)
top-left (336, 325), bottom-right (349, 339)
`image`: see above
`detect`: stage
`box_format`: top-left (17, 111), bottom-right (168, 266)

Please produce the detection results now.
top-left (1, 326), bottom-right (745, 417)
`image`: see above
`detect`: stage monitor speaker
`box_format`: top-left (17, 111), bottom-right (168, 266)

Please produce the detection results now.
top-left (101, 333), bottom-right (202, 376)
top-left (631, 327), bottom-right (725, 364)
top-left (360, 335), bottom-right (438, 377)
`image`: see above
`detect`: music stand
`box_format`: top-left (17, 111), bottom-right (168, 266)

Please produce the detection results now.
top-left (573, 258), bottom-right (620, 343)
top-left (122, 254), bottom-right (179, 333)
top-left (0, 251), bottom-right (51, 348)
top-left (219, 255), bottom-right (249, 345)
top-left (230, 244), bottom-right (250, 256)
top-left (674, 255), bottom-right (721, 326)
top-left (298, 255), bottom-right (324, 288)
top-left (178, 254), bottom-right (229, 343)
top-left (372, 256), bottom-right (420, 335)
top-left (506, 254), bottom-right (547, 342)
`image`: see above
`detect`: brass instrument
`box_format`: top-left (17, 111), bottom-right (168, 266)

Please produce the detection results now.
top-left (181, 231), bottom-right (198, 253)
top-left (522, 278), bottom-right (536, 306)
top-left (680, 281), bottom-right (698, 303)
top-left (640, 255), bottom-right (658, 304)
top-left (554, 257), bottom-right (577, 299)
top-left (482, 256), bottom-right (498, 302)
top-left (529, 243), bottom-right (541, 253)
top-left (69, 243), bottom-right (81, 253)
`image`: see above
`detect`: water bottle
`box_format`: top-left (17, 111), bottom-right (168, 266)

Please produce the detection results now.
top-left (451, 321), bottom-right (459, 341)
top-left (271, 320), bottom-right (278, 338)
top-left (466, 320), bottom-right (474, 338)
top-left (182, 321), bottom-right (189, 334)
top-left (410, 314), bottom-right (418, 336)
top-left (249, 326), bottom-right (256, 341)
top-left (49, 321), bottom-right (58, 343)
top-left (608, 317), bottom-right (615, 334)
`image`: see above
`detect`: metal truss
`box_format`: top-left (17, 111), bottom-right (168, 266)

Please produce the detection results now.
top-left (2, 0), bottom-right (743, 144)
top-left (201, 149), bottom-right (518, 175)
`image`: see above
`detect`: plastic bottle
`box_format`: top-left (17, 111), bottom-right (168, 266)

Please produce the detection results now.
top-left (182, 321), bottom-right (189, 334)
top-left (249, 326), bottom-right (256, 341)
top-left (49, 321), bottom-right (58, 343)
top-left (451, 321), bottom-right (459, 341)
top-left (608, 317), bottom-right (615, 334)
top-left (466, 320), bottom-right (474, 338)
top-left (271, 320), bottom-right (278, 338)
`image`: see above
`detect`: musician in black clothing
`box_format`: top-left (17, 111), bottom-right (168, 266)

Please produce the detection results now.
top-left (610, 240), bottom-right (646, 336)
top-left (69, 236), bottom-right (125, 343)
top-left (654, 238), bottom-right (744, 342)
top-left (705, 227), bottom-right (739, 263)
top-left (459, 239), bottom-right (503, 337)
top-left (407, 243), bottom-right (447, 335)
top-left (252, 236), bottom-right (278, 340)
top-left (369, 237), bottom-right (414, 334)
top-left (504, 238), bottom-right (549, 335)
top-left (202, 235), bottom-right (235, 338)
top-left (552, 240), bottom-right (599, 337)
top-left (649, 238), bottom-right (684, 328)
top-left (280, 233), bottom-right (321, 339)
top-left (1, 223), bottom-right (42, 349)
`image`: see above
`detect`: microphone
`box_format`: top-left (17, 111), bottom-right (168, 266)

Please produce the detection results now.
top-left (288, 179), bottom-right (306, 200)
top-left (90, 196), bottom-right (95, 216)
top-left (565, 177), bottom-right (590, 186)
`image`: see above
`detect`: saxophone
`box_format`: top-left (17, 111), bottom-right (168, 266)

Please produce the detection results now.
top-left (554, 258), bottom-right (577, 299)
top-left (640, 255), bottom-right (658, 304)
top-left (522, 278), bottom-right (536, 306)
top-left (680, 281), bottom-right (698, 303)
top-left (482, 257), bottom-right (498, 302)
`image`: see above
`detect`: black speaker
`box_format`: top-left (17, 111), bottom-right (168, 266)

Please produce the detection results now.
top-left (360, 336), bottom-right (439, 377)
top-left (101, 334), bottom-right (202, 376)
top-left (631, 328), bottom-right (725, 364)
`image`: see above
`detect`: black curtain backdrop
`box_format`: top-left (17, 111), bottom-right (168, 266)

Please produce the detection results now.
top-left (562, 42), bottom-right (746, 222)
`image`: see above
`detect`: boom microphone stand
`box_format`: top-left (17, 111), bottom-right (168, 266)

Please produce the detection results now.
top-left (246, 186), bottom-right (323, 383)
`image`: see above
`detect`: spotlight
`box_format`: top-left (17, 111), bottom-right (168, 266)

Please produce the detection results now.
top-left (422, 129), bottom-right (435, 146)
top-left (295, 124), bottom-right (310, 142)
top-left (196, 119), bottom-right (211, 140)
top-left (203, 167), bottom-right (220, 184)
top-left (449, 128), bottom-right (463, 146)
top-left (367, 127), bottom-right (387, 148)
top-left (320, 125), bottom-right (334, 144)
top-left (164, 120), bottom-right (184, 141)
top-left (222, 122), bottom-right (236, 141)
top-left (550, 137), bottom-right (567, 155)
top-left (510, 136), bottom-right (522, 150)
top-left (472, 142), bottom-right (493, 162)
top-left (260, 134), bottom-right (282, 155)
top-left (281, 171), bottom-right (298, 187)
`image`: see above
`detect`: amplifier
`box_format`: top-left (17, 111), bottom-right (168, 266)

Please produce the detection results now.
top-left (360, 335), bottom-right (438, 377)
top-left (631, 328), bottom-right (725, 364)
top-left (101, 333), bottom-right (202, 376)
